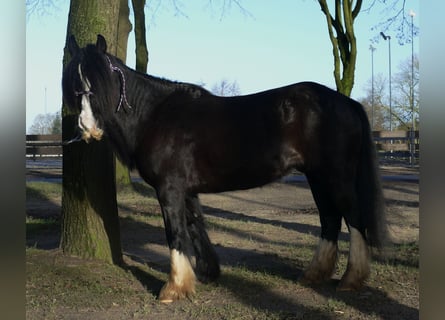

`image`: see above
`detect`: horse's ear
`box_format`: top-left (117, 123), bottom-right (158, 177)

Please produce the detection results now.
top-left (96, 34), bottom-right (107, 53)
top-left (67, 35), bottom-right (80, 56)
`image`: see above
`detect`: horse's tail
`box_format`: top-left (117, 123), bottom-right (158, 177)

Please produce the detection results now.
top-left (355, 102), bottom-right (388, 248)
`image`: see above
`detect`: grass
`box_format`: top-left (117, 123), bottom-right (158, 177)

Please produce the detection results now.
top-left (26, 217), bottom-right (59, 235)
top-left (26, 180), bottom-right (419, 319)
top-left (26, 245), bottom-right (419, 319)
top-left (26, 249), bottom-right (158, 319)
top-left (26, 181), bottom-right (62, 200)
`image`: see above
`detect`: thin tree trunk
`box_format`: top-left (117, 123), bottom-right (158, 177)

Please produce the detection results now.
top-left (318, 0), bottom-right (361, 97)
top-left (131, 0), bottom-right (149, 72)
top-left (117, 0), bottom-right (132, 62)
top-left (115, 0), bottom-right (133, 187)
top-left (61, 0), bottom-right (123, 264)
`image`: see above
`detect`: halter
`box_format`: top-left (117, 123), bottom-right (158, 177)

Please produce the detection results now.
top-left (74, 56), bottom-right (133, 113)
top-left (63, 134), bottom-right (83, 145)
top-left (105, 55), bottom-right (133, 113)
top-left (75, 90), bottom-right (93, 97)
top-left (64, 54), bottom-right (133, 145)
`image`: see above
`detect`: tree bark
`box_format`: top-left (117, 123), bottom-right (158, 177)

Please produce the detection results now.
top-left (61, 0), bottom-right (123, 264)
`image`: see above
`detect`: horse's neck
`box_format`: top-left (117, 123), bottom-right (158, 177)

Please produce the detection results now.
top-left (120, 63), bottom-right (209, 112)
top-left (127, 70), bottom-right (177, 102)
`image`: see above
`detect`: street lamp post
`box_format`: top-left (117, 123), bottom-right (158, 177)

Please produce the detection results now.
top-left (380, 32), bottom-right (392, 131)
top-left (369, 45), bottom-right (376, 130)
top-left (409, 9), bottom-right (416, 166)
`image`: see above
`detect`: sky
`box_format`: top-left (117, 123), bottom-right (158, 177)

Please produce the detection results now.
top-left (26, 0), bottom-right (419, 132)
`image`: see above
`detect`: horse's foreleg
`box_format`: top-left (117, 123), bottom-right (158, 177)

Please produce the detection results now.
top-left (160, 248), bottom-right (196, 303)
top-left (157, 187), bottom-right (196, 303)
top-left (185, 195), bottom-right (220, 283)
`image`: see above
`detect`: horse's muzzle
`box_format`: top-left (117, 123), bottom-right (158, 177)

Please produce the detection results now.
top-left (81, 127), bottom-right (104, 143)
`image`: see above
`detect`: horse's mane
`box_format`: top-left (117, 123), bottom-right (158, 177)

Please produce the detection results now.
top-left (113, 57), bottom-right (212, 101)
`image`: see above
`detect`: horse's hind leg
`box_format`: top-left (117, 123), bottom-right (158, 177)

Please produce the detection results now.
top-left (327, 176), bottom-right (370, 290)
top-left (312, 174), bottom-right (370, 291)
top-left (185, 195), bottom-right (221, 283)
top-left (156, 185), bottom-right (196, 303)
top-left (337, 226), bottom-right (370, 291)
top-left (300, 174), bottom-right (341, 285)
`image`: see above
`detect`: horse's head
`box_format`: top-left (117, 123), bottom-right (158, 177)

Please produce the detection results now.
top-left (62, 34), bottom-right (122, 143)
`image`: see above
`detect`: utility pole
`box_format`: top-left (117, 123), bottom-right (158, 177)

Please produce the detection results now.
top-left (409, 9), bottom-right (416, 166)
top-left (369, 44), bottom-right (376, 130)
top-left (44, 87), bottom-right (47, 114)
top-left (380, 32), bottom-right (392, 131)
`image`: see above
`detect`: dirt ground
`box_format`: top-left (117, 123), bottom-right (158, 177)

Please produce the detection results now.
top-left (26, 164), bottom-right (419, 319)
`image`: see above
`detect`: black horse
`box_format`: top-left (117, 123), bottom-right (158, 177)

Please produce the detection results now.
top-left (62, 35), bottom-right (386, 303)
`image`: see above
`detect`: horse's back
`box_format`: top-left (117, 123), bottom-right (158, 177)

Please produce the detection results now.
top-left (137, 81), bottom-right (364, 193)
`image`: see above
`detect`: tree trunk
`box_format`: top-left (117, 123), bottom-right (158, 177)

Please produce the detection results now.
top-left (61, 0), bottom-right (123, 265)
top-left (131, 0), bottom-right (149, 72)
top-left (117, 0), bottom-right (132, 62)
top-left (318, 0), bottom-right (361, 97)
top-left (115, 158), bottom-right (132, 186)
top-left (115, 0), bottom-right (133, 187)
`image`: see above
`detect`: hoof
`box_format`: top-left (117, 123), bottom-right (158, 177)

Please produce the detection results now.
top-left (337, 272), bottom-right (367, 292)
top-left (159, 249), bottom-right (196, 303)
top-left (300, 238), bottom-right (337, 286)
top-left (337, 278), bottom-right (365, 291)
top-left (299, 268), bottom-right (332, 286)
top-left (337, 227), bottom-right (369, 292)
top-left (159, 280), bottom-right (195, 304)
top-left (299, 276), bottom-right (319, 286)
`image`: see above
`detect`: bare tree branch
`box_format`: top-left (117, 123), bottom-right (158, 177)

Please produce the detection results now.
top-left (26, 0), bottom-right (60, 20)
top-left (211, 79), bottom-right (241, 96)
top-left (169, 0), bottom-right (189, 18)
top-left (369, 0), bottom-right (419, 45)
top-left (204, 0), bottom-right (253, 21)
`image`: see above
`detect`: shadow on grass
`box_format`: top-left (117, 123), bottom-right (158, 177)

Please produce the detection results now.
top-left (217, 272), bottom-right (334, 320)
top-left (26, 181), bottom-right (418, 319)
top-left (311, 283), bottom-right (419, 320)
top-left (26, 184), bottom-right (61, 249)
top-left (118, 206), bottom-right (418, 320)
top-left (203, 205), bottom-right (349, 242)
top-left (383, 182), bottom-right (419, 196)
top-left (117, 181), bottom-right (158, 199)
top-left (121, 262), bottom-right (165, 299)
top-left (216, 254), bottom-right (418, 320)
top-left (372, 241), bottom-right (419, 269)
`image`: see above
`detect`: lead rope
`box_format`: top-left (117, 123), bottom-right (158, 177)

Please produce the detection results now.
top-left (105, 55), bottom-right (133, 113)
